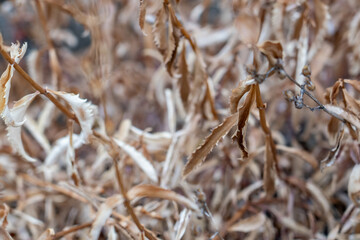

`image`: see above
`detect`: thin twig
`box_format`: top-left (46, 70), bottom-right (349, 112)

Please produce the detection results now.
top-left (280, 67), bottom-right (346, 123)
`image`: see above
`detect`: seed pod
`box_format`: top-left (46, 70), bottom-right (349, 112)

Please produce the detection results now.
top-left (284, 90), bottom-right (295, 102)
top-left (305, 78), bottom-right (316, 91)
top-left (302, 65), bottom-right (311, 77)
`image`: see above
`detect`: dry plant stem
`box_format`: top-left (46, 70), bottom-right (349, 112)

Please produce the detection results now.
top-left (113, 156), bottom-right (157, 240)
top-left (34, 0), bottom-right (63, 89)
top-left (93, 131), bottom-right (157, 240)
top-left (0, 44), bottom-right (79, 123)
top-left (53, 222), bottom-right (92, 239)
top-left (281, 68), bottom-right (346, 123)
top-left (254, 84), bottom-right (280, 172)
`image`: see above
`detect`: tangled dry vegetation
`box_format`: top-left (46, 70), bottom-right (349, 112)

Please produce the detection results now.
top-left (1, 0), bottom-right (360, 239)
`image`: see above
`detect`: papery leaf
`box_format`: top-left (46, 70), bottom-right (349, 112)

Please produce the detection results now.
top-left (6, 92), bottom-right (39, 162)
top-left (153, 6), bottom-right (167, 55)
top-left (0, 204), bottom-right (9, 228)
top-left (0, 227), bottom-right (13, 240)
top-left (230, 80), bottom-right (251, 114)
top-left (90, 195), bottom-right (123, 240)
top-left (326, 105), bottom-right (360, 129)
top-left (264, 135), bottom-right (276, 197)
top-left (139, 0), bottom-right (147, 36)
top-left (257, 40), bottom-right (283, 66)
top-left (232, 86), bottom-right (256, 158)
top-left (174, 209), bottom-right (191, 240)
top-left (234, 13), bottom-right (260, 44)
top-left (321, 127), bottom-right (344, 170)
top-left (177, 41), bottom-right (190, 105)
top-left (183, 113), bottom-right (238, 177)
top-left (127, 184), bottom-right (199, 211)
top-left (342, 88), bottom-right (360, 114)
top-left (37, 229), bottom-right (54, 240)
top-left (49, 90), bottom-right (96, 142)
top-left (344, 79), bottom-right (360, 93)
top-left (229, 213), bottom-right (266, 232)
top-left (114, 139), bottom-right (158, 182)
top-left (348, 164), bottom-right (360, 206)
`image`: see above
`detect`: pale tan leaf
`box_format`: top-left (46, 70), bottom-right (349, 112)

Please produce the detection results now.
top-left (153, 7), bottom-right (167, 55)
top-left (0, 65), bottom-right (13, 115)
top-left (344, 79), bottom-right (360, 93)
top-left (228, 213), bottom-right (266, 232)
top-left (348, 164), bottom-right (360, 206)
top-left (0, 227), bottom-right (13, 240)
top-left (234, 13), bottom-right (260, 44)
top-left (257, 40), bottom-right (283, 66)
top-left (139, 0), bottom-right (147, 35)
top-left (277, 145), bottom-right (318, 169)
top-left (128, 184), bottom-right (199, 211)
top-left (232, 86), bottom-right (256, 158)
top-left (175, 209), bottom-right (191, 240)
top-left (325, 105), bottom-right (360, 129)
top-left (343, 88), bottom-right (360, 114)
top-left (321, 127), bottom-right (344, 170)
top-left (230, 80), bottom-right (251, 114)
top-left (0, 204), bottom-right (9, 228)
top-left (6, 92), bottom-right (39, 162)
top-left (114, 139), bottom-right (158, 182)
top-left (49, 90), bottom-right (96, 142)
top-left (183, 113), bottom-right (238, 177)
top-left (37, 229), bottom-right (55, 240)
top-left (90, 195), bottom-right (123, 240)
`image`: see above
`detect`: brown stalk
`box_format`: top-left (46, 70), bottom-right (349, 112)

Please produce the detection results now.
top-left (34, 0), bottom-right (63, 89)
top-left (53, 222), bottom-right (92, 239)
top-left (0, 44), bottom-right (78, 124)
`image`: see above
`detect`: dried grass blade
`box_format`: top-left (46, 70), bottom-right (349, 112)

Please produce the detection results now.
top-left (228, 213), bottom-right (266, 232)
top-left (114, 139), bottom-right (158, 182)
top-left (321, 126), bottom-right (344, 170)
top-left (183, 113), bottom-right (238, 177)
top-left (177, 41), bottom-right (190, 105)
top-left (128, 184), bottom-right (199, 211)
top-left (90, 195), bottom-right (123, 240)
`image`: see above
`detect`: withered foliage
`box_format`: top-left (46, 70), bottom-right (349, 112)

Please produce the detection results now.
top-left (1, 0), bottom-right (360, 239)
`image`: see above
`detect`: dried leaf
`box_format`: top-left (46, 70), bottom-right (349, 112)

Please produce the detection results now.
top-left (348, 164), bottom-right (360, 206)
top-left (174, 209), bottom-right (191, 240)
top-left (37, 229), bottom-right (55, 240)
top-left (139, 0), bottom-right (147, 36)
top-left (257, 40), bottom-right (283, 66)
top-left (177, 41), bottom-right (190, 105)
top-left (234, 13), bottom-right (260, 44)
top-left (232, 86), bottom-right (256, 158)
top-left (90, 195), bottom-right (123, 240)
top-left (0, 227), bottom-right (13, 240)
top-left (183, 113), bottom-right (238, 177)
top-left (228, 213), bottom-right (266, 232)
top-left (321, 127), bottom-right (344, 170)
top-left (153, 6), bottom-right (167, 55)
top-left (127, 184), bottom-right (199, 211)
top-left (49, 90), bottom-right (96, 142)
top-left (326, 105), bottom-right (360, 129)
top-left (264, 135), bottom-right (276, 197)
top-left (0, 204), bottom-right (9, 228)
top-left (230, 80), bottom-right (251, 114)
top-left (277, 145), bottom-right (318, 169)
top-left (342, 88), bottom-right (360, 114)
top-left (344, 79), bottom-right (360, 93)
top-left (114, 139), bottom-right (158, 182)
top-left (6, 92), bottom-right (39, 162)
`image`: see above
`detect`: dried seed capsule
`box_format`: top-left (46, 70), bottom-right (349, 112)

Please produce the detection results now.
top-left (305, 78), bottom-right (316, 91)
top-left (302, 64), bottom-right (311, 77)
top-left (284, 90), bottom-right (295, 102)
